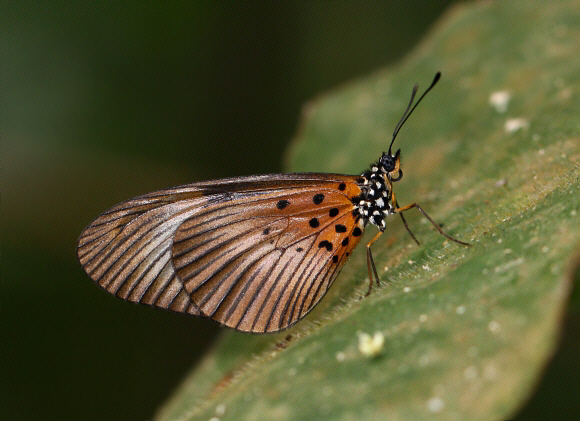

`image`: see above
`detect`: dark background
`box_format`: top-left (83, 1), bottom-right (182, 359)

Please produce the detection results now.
top-left (3, 2), bottom-right (577, 421)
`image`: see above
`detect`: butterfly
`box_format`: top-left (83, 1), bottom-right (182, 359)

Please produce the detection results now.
top-left (77, 72), bottom-right (469, 333)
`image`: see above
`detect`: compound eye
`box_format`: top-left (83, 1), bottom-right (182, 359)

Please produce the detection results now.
top-left (380, 154), bottom-right (395, 172)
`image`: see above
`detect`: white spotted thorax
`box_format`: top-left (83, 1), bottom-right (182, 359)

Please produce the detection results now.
top-left (353, 150), bottom-right (402, 231)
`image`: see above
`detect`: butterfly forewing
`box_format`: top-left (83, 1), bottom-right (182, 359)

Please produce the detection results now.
top-left (172, 182), bottom-right (363, 332)
top-left (77, 174), bottom-right (363, 332)
top-left (268, 210), bottom-right (362, 332)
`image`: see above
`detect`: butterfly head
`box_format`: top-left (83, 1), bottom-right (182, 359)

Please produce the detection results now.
top-left (379, 149), bottom-right (402, 182)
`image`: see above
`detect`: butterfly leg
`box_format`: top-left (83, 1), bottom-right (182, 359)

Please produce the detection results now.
top-left (365, 231), bottom-right (383, 296)
top-left (397, 207), bottom-right (421, 245)
top-left (392, 193), bottom-right (470, 246)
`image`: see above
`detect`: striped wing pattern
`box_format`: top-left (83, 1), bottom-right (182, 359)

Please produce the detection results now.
top-left (77, 187), bottom-right (210, 315)
top-left (77, 174), bottom-right (363, 333)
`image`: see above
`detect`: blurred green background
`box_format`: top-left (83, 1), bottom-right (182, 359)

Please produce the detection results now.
top-left (3, 2), bottom-right (578, 421)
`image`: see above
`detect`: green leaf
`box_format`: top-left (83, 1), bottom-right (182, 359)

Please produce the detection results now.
top-left (157, 2), bottom-right (580, 420)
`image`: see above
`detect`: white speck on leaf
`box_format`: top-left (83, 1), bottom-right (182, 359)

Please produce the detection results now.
top-left (484, 363), bottom-right (498, 380)
top-left (494, 178), bottom-right (508, 187)
top-left (216, 404), bottom-right (226, 416)
top-left (489, 90), bottom-right (510, 113)
top-left (358, 332), bottom-right (385, 357)
top-left (427, 397), bottom-right (445, 413)
top-left (419, 354), bottom-right (431, 367)
top-left (504, 118), bottom-right (529, 133)
top-left (488, 320), bottom-right (501, 333)
top-left (464, 365), bottom-right (478, 380)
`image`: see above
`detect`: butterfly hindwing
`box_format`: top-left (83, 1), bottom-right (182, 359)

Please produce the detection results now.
top-left (76, 186), bottom-right (216, 315)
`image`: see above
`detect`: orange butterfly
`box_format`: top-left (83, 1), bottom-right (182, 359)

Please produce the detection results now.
top-left (77, 72), bottom-right (469, 333)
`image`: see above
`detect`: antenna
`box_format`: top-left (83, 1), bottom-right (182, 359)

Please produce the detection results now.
top-left (388, 72), bottom-right (441, 155)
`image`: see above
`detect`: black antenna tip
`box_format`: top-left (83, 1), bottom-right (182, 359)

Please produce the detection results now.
top-left (389, 72), bottom-right (442, 153)
top-left (428, 72), bottom-right (441, 90)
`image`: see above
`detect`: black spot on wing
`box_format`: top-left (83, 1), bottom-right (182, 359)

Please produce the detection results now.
top-left (312, 194), bottom-right (324, 205)
top-left (277, 200), bottom-right (290, 209)
top-left (318, 240), bottom-right (333, 251)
